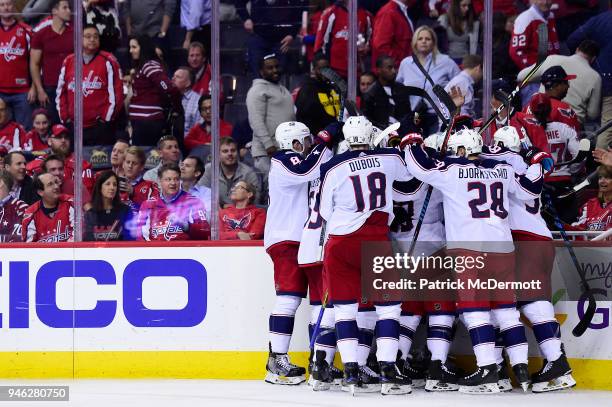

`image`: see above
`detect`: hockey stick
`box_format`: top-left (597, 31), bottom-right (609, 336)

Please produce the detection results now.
top-left (543, 192), bottom-right (597, 337)
top-left (309, 292), bottom-right (329, 350)
top-left (372, 122), bottom-right (401, 148)
top-left (557, 168), bottom-right (599, 199)
top-left (404, 86), bottom-right (450, 127)
top-left (554, 139), bottom-right (591, 168)
top-left (410, 55), bottom-right (457, 119)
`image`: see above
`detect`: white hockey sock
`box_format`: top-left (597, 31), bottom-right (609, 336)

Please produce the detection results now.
top-left (309, 305), bottom-right (322, 343)
top-left (427, 314), bottom-right (454, 363)
top-left (492, 308), bottom-right (528, 366)
top-left (399, 315), bottom-right (421, 361)
top-left (356, 310), bottom-right (376, 365)
top-left (460, 311), bottom-right (497, 367)
top-left (521, 301), bottom-right (562, 362)
top-left (335, 303), bottom-right (359, 364)
top-left (269, 295), bottom-right (301, 354)
top-left (375, 304), bottom-right (401, 363)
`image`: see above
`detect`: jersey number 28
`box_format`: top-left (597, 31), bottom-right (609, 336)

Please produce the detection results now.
top-left (468, 181), bottom-right (508, 219)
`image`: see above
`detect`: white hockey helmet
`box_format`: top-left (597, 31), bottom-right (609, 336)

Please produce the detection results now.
top-left (336, 139), bottom-right (351, 154)
top-left (424, 132), bottom-right (445, 151)
top-left (343, 116), bottom-right (373, 147)
top-left (275, 121), bottom-right (312, 152)
top-left (447, 128), bottom-right (483, 157)
top-left (493, 126), bottom-right (521, 152)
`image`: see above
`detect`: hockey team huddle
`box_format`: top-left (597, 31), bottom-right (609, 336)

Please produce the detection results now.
top-left (262, 113), bottom-right (576, 396)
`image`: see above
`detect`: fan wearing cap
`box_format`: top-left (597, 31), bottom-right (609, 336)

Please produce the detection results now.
top-left (0, 97), bottom-right (26, 152)
top-left (524, 66), bottom-right (581, 132)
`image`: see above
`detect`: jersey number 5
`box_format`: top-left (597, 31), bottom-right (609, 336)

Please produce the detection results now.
top-left (468, 181), bottom-right (508, 219)
top-left (350, 172), bottom-right (386, 212)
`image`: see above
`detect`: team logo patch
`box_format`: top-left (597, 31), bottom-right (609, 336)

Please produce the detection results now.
top-left (223, 213), bottom-right (252, 230)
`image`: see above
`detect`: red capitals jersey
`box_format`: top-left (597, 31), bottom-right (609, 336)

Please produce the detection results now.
top-left (487, 111), bottom-right (550, 153)
top-left (20, 129), bottom-right (49, 152)
top-left (0, 196), bottom-right (28, 242)
top-left (26, 153), bottom-right (95, 193)
top-left (314, 4), bottom-right (372, 78)
top-left (56, 51), bottom-right (124, 128)
top-left (120, 177), bottom-right (160, 213)
top-left (129, 60), bottom-right (182, 121)
top-left (219, 205), bottom-right (266, 240)
top-left (136, 191), bottom-right (210, 241)
top-left (573, 198), bottom-right (611, 232)
top-left (0, 20), bottom-right (31, 93)
top-left (22, 194), bottom-right (74, 242)
top-left (524, 94), bottom-right (580, 132)
top-left (510, 6), bottom-right (560, 70)
top-left (0, 120), bottom-right (25, 151)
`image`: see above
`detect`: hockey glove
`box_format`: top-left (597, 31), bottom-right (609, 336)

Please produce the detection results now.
top-left (399, 133), bottom-right (424, 150)
top-left (523, 147), bottom-right (554, 176)
top-left (315, 120), bottom-right (343, 147)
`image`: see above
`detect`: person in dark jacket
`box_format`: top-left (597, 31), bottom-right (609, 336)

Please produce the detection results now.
top-left (4, 151), bottom-right (38, 205)
top-left (295, 54), bottom-right (341, 135)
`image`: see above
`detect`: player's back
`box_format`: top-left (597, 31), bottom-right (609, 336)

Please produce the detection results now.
top-left (545, 121), bottom-right (580, 181)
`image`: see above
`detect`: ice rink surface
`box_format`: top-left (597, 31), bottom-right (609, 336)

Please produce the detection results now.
top-left (1, 380), bottom-right (611, 407)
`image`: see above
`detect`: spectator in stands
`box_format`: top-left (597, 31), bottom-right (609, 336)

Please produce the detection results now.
top-left (359, 71), bottom-right (376, 95)
top-left (594, 148), bottom-right (612, 167)
top-left (571, 165), bottom-right (611, 232)
top-left (181, 0), bottom-right (211, 50)
top-left (184, 94), bottom-right (233, 154)
top-left (492, 12), bottom-right (519, 83)
top-left (84, 170), bottom-right (134, 241)
top-left (4, 151), bottom-right (37, 204)
top-left (22, 0), bottom-right (54, 24)
top-left (56, 24), bottom-right (123, 146)
top-left (109, 139), bottom-right (129, 177)
top-left (172, 66), bottom-right (200, 137)
top-left (188, 42), bottom-right (212, 95)
top-left (0, 170), bottom-right (28, 242)
top-left (143, 135), bottom-right (181, 185)
top-left (219, 180), bottom-right (266, 240)
top-left (438, 0), bottom-right (479, 63)
top-left (128, 35), bottom-right (183, 146)
top-left (371, 0), bottom-right (415, 70)
top-left (295, 53), bottom-right (341, 135)
top-left (22, 108), bottom-right (51, 152)
top-left (236, 0), bottom-right (307, 77)
top-left (84, 0), bottom-right (121, 53)
top-left (198, 137), bottom-right (261, 208)
top-left (136, 163), bottom-right (210, 241)
top-left (517, 40), bottom-right (601, 126)
top-left (397, 26), bottom-right (460, 135)
top-left (246, 54), bottom-right (295, 180)
top-left (40, 153), bottom-right (91, 206)
top-left (301, 0), bottom-right (329, 65)
top-left (0, 0), bottom-right (34, 129)
top-left (120, 146), bottom-right (159, 214)
top-left (180, 155), bottom-right (211, 220)
top-left (362, 55), bottom-right (413, 132)
top-left (125, 0), bottom-right (175, 54)
top-left (0, 97), bottom-right (26, 151)
top-left (22, 172), bottom-right (74, 242)
top-left (313, 0), bottom-right (373, 79)
top-left (444, 54), bottom-right (482, 117)
top-left (554, 0), bottom-right (598, 42)
top-left (30, 0), bottom-right (72, 125)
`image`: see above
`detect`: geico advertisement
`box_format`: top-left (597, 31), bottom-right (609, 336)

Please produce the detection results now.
top-left (0, 246), bottom-right (310, 352)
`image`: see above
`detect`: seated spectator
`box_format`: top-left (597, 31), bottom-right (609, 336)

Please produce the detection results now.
top-left (0, 146), bottom-right (6, 167)
top-left (444, 54), bottom-right (482, 117)
top-left (4, 151), bottom-right (38, 204)
top-left (172, 66), bottom-right (201, 137)
top-left (219, 180), bottom-right (266, 240)
top-left (358, 71), bottom-right (376, 108)
top-left (143, 135), bottom-right (181, 185)
top-left (109, 139), bottom-right (129, 176)
top-left (136, 163), bottom-right (210, 241)
top-left (41, 154), bottom-right (91, 206)
top-left (56, 24), bottom-right (123, 146)
top-left (184, 94), bottom-right (233, 153)
top-left (120, 146), bottom-right (159, 213)
top-left (84, 170), bottom-right (135, 241)
top-left (0, 170), bottom-right (28, 242)
top-left (22, 173), bottom-right (74, 242)
top-left (180, 155), bottom-right (211, 220)
top-left (187, 42), bottom-right (212, 95)
top-left (128, 35), bottom-right (183, 147)
top-left (21, 108), bottom-right (52, 152)
top-left (571, 165), bottom-right (611, 232)
top-left (438, 0), bottom-right (480, 63)
top-left (198, 137), bottom-right (261, 207)
top-left (0, 97), bottom-right (26, 151)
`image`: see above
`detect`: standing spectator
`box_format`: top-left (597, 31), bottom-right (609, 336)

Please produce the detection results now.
top-left (181, 0), bottom-right (211, 50)
top-left (188, 42), bottom-right (212, 95)
top-left (172, 66), bottom-right (200, 137)
top-left (136, 163), bottom-right (210, 241)
top-left (371, 0), bottom-right (415, 70)
top-left (22, 0), bottom-right (54, 25)
top-left (553, 0), bottom-right (598, 42)
top-left (0, 97), bottom-right (26, 150)
top-left (567, 10), bottom-right (612, 150)
top-left (125, 0), bottom-right (176, 56)
top-left (128, 35), bottom-right (183, 146)
top-left (301, 0), bottom-right (329, 65)
top-left (30, 0), bottom-right (73, 125)
top-left (184, 94), bottom-right (233, 153)
top-left (314, 0), bottom-right (373, 79)
top-left (0, 0), bottom-right (34, 129)
top-left (295, 54), bottom-right (340, 135)
top-left (120, 146), bottom-right (159, 214)
top-left (362, 55), bottom-right (414, 132)
top-left (84, 0), bottom-right (121, 53)
top-left (198, 137), bottom-right (261, 208)
top-left (56, 24), bottom-right (123, 146)
top-left (22, 172), bottom-right (74, 242)
top-left (219, 180), bottom-right (266, 240)
top-left (0, 170), bottom-right (28, 242)
top-left (235, 0), bottom-right (308, 77)
top-left (492, 12), bottom-right (519, 83)
top-left (4, 151), bottom-right (38, 204)
top-left (21, 108), bottom-right (51, 152)
top-left (246, 54), bottom-right (295, 179)
top-left (180, 155), bottom-right (211, 220)
top-left (444, 54), bottom-right (482, 117)
top-left (143, 135), bottom-right (181, 185)
top-left (109, 139), bottom-right (129, 176)
top-left (517, 40), bottom-right (601, 125)
top-left (571, 165), bottom-right (611, 233)
top-left (437, 0), bottom-right (480, 63)
top-left (397, 26), bottom-right (460, 135)
top-left (84, 170), bottom-right (134, 241)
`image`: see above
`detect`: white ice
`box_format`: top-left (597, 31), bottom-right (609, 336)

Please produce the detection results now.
top-left (1, 380), bottom-right (611, 407)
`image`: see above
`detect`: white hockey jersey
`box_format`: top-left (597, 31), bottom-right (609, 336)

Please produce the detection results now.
top-left (297, 177), bottom-right (326, 266)
top-left (264, 144), bottom-right (333, 249)
top-left (545, 121), bottom-right (580, 182)
top-left (319, 148), bottom-right (413, 236)
top-left (404, 145), bottom-right (545, 252)
top-left (480, 146), bottom-right (552, 239)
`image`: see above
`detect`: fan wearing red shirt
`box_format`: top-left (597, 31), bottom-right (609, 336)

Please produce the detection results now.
top-left (184, 94), bottom-right (233, 152)
top-left (119, 146), bottom-right (159, 214)
top-left (21, 108), bottom-right (51, 152)
top-left (219, 180), bottom-right (266, 240)
top-left (0, 96), bottom-right (25, 151)
top-left (371, 0), bottom-right (415, 69)
top-left (0, 171), bottom-right (28, 242)
top-left (571, 166), bottom-right (611, 233)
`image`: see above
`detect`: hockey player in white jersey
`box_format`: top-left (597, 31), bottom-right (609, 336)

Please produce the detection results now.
top-left (482, 126), bottom-right (576, 393)
top-left (317, 116), bottom-right (414, 395)
top-left (263, 121), bottom-right (334, 385)
top-left (401, 128), bottom-right (549, 394)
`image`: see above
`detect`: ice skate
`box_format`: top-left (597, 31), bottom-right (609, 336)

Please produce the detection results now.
top-left (379, 361), bottom-right (412, 395)
top-left (497, 362), bottom-right (512, 392)
top-left (512, 363), bottom-right (530, 392)
top-left (425, 360), bottom-right (459, 392)
top-left (358, 364), bottom-right (382, 393)
top-left (264, 351), bottom-right (306, 385)
top-left (532, 354), bottom-right (576, 393)
top-left (458, 364), bottom-right (500, 394)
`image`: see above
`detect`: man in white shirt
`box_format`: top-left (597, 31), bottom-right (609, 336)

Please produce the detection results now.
top-left (444, 54), bottom-right (483, 117)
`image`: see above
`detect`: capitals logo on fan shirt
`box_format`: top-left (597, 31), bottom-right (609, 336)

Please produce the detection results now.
top-left (150, 217), bottom-right (185, 241)
top-left (0, 36), bottom-right (26, 62)
top-left (67, 70), bottom-right (103, 97)
top-left (222, 213), bottom-right (252, 230)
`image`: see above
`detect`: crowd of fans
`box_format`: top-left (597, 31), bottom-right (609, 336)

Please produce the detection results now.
top-left (0, 0), bottom-right (610, 243)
